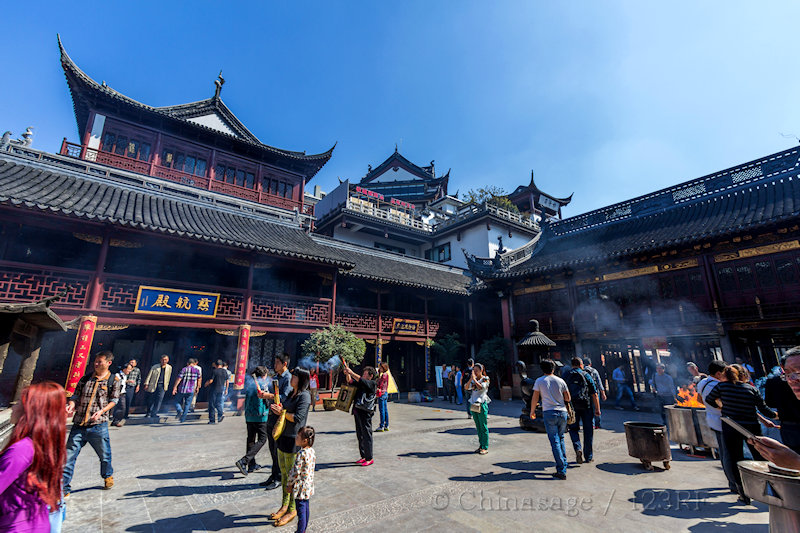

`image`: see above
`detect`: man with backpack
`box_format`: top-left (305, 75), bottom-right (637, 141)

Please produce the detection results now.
top-left (564, 357), bottom-right (601, 464)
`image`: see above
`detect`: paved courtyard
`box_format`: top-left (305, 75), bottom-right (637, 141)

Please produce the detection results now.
top-left (62, 398), bottom-right (770, 532)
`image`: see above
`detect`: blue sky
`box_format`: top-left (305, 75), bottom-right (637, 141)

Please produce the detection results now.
top-left (2, 2), bottom-right (800, 216)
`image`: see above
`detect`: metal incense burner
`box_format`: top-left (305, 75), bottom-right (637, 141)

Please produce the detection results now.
top-left (739, 460), bottom-right (800, 531)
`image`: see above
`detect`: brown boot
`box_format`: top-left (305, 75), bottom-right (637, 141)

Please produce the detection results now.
top-left (275, 510), bottom-right (297, 527)
top-left (104, 476), bottom-right (114, 490)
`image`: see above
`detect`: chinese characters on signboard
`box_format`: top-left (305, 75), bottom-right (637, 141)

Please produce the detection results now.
top-left (234, 325), bottom-right (251, 390)
top-left (134, 286), bottom-right (220, 318)
top-left (65, 315), bottom-right (97, 396)
top-left (392, 318), bottom-right (421, 334)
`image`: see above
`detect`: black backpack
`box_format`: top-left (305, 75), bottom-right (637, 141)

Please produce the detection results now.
top-left (564, 369), bottom-right (592, 410)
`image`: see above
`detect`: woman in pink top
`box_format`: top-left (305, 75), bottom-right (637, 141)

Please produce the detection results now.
top-left (0, 381), bottom-right (67, 532)
top-left (376, 362), bottom-right (390, 431)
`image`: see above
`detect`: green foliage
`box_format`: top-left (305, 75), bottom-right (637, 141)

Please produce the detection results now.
top-left (463, 186), bottom-right (519, 213)
top-left (302, 324), bottom-right (366, 368)
top-left (431, 333), bottom-right (464, 365)
top-left (463, 185), bottom-right (506, 204)
top-left (487, 195), bottom-right (520, 213)
top-left (476, 335), bottom-right (510, 378)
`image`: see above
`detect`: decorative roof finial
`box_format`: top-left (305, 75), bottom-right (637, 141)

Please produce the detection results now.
top-left (394, 143), bottom-right (398, 153)
top-left (214, 70), bottom-right (225, 99)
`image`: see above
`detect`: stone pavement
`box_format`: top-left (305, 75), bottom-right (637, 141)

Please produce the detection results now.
top-left (62, 398), bottom-right (770, 532)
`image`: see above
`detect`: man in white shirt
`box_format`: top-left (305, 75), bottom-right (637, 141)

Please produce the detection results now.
top-left (531, 359), bottom-right (572, 480)
top-left (698, 360), bottom-right (736, 493)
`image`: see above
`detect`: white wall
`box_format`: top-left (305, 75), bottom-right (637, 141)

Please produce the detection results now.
top-left (331, 226), bottom-right (421, 257)
top-left (368, 167), bottom-right (424, 183)
top-left (424, 224), bottom-right (535, 269)
top-left (187, 113), bottom-right (237, 137)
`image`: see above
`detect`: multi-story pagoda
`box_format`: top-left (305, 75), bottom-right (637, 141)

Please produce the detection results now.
top-left (57, 36), bottom-right (332, 216)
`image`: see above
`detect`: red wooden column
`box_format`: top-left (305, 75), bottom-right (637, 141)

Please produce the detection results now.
top-left (244, 259), bottom-right (254, 320)
top-left (79, 112), bottom-right (94, 160)
top-left (500, 295), bottom-right (513, 342)
top-left (330, 270), bottom-right (338, 324)
top-left (87, 229), bottom-right (111, 310)
top-left (150, 132), bottom-right (163, 176)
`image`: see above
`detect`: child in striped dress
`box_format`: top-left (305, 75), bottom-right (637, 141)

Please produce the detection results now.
top-left (288, 426), bottom-right (316, 533)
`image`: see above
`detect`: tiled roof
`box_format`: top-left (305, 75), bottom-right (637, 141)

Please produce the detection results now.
top-left (57, 36), bottom-right (334, 179)
top-left (0, 150), bottom-right (351, 268)
top-left (0, 147), bottom-right (472, 294)
top-left (492, 145), bottom-right (800, 278)
top-left (311, 236), bottom-right (472, 294)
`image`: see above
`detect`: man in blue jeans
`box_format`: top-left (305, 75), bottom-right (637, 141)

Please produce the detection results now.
top-left (63, 350), bottom-right (122, 496)
top-left (205, 359), bottom-right (228, 424)
top-left (564, 357), bottom-right (601, 464)
top-left (530, 359), bottom-right (572, 479)
top-left (172, 358), bottom-right (202, 423)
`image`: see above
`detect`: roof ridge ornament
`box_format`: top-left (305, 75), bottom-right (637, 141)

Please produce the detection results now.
top-left (214, 71), bottom-right (225, 99)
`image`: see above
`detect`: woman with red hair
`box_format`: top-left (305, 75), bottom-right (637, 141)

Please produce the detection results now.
top-left (0, 381), bottom-right (67, 532)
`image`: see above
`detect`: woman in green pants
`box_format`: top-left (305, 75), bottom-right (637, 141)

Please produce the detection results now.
top-left (466, 363), bottom-right (491, 454)
top-left (269, 368), bottom-right (311, 527)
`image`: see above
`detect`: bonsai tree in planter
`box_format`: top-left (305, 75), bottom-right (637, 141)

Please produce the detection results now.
top-left (302, 324), bottom-right (366, 393)
top-left (476, 335), bottom-right (511, 395)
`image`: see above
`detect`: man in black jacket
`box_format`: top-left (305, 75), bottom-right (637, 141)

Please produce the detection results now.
top-left (343, 359), bottom-right (377, 466)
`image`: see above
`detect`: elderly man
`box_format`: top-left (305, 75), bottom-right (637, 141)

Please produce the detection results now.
top-left (145, 355), bottom-right (172, 418)
top-left (765, 347), bottom-right (800, 454)
top-left (651, 364), bottom-right (677, 426)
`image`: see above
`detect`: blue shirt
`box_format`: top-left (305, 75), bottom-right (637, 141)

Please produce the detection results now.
top-left (244, 375), bottom-right (271, 422)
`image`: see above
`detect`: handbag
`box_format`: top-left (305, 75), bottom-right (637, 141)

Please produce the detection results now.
top-left (470, 402), bottom-right (482, 413)
top-left (566, 401), bottom-right (576, 425)
top-left (271, 381), bottom-right (287, 440)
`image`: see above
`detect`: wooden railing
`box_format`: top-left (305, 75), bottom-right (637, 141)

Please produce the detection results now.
top-left (345, 198), bottom-right (433, 232)
top-left (59, 140), bottom-right (311, 215)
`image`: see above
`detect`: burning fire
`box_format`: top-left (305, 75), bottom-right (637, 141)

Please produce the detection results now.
top-left (676, 384), bottom-right (704, 408)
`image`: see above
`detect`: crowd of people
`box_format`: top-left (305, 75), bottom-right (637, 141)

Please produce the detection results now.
top-left (0, 348), bottom-right (397, 532)
top-left (3, 345), bottom-right (800, 530)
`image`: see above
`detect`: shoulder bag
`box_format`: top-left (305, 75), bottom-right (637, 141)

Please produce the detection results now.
top-left (566, 401), bottom-right (576, 425)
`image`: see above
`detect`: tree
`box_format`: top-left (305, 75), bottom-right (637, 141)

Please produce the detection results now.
top-left (476, 335), bottom-right (511, 387)
top-left (431, 333), bottom-right (464, 365)
top-left (463, 185), bottom-right (506, 204)
top-left (463, 186), bottom-right (520, 214)
top-left (302, 324), bottom-right (366, 388)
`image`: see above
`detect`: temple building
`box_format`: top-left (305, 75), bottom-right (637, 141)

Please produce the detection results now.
top-left (314, 151), bottom-right (543, 269)
top-left (0, 39), bottom-right (478, 403)
top-left (2, 36), bottom-right (800, 405)
top-left (470, 146), bottom-right (800, 389)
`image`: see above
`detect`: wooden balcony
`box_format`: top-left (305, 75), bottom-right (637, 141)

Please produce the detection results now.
top-left (60, 140), bottom-right (312, 215)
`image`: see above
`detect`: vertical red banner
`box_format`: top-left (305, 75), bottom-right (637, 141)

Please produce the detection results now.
top-left (234, 324), bottom-right (250, 390)
top-left (65, 315), bottom-right (97, 396)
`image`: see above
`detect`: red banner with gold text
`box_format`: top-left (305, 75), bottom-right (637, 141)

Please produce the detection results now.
top-left (65, 315), bottom-right (97, 396)
top-left (234, 324), bottom-right (250, 390)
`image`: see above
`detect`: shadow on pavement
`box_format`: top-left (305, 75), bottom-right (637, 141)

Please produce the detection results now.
top-left (138, 467), bottom-right (234, 481)
top-left (439, 426), bottom-right (528, 436)
top-left (126, 510), bottom-right (270, 531)
top-left (316, 461), bottom-right (362, 470)
top-left (630, 487), bottom-right (767, 522)
top-left (398, 450), bottom-right (476, 459)
top-left (121, 482), bottom-right (262, 499)
top-left (448, 460), bottom-right (563, 482)
top-left (595, 461), bottom-right (671, 475)
top-left (689, 521), bottom-right (768, 532)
